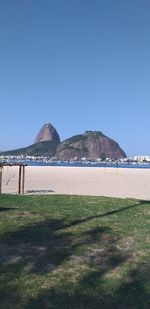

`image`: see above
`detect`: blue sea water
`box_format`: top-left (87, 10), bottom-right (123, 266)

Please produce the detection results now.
top-left (1, 159), bottom-right (150, 169)
top-left (16, 161), bottom-right (150, 169)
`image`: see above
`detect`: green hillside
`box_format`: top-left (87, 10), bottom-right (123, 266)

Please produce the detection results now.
top-left (1, 140), bottom-right (59, 157)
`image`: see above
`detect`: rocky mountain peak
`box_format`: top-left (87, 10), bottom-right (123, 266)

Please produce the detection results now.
top-left (56, 131), bottom-right (126, 160)
top-left (34, 123), bottom-right (60, 144)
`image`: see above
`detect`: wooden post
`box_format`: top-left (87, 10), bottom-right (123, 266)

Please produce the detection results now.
top-left (0, 166), bottom-right (3, 194)
top-left (18, 165), bottom-right (22, 194)
top-left (22, 165), bottom-right (25, 195)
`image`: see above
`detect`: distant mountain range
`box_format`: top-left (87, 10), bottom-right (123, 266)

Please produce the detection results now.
top-left (1, 123), bottom-right (126, 160)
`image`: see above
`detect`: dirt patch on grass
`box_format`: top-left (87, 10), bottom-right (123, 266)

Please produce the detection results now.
top-left (69, 244), bottom-right (127, 271)
top-left (10, 211), bottom-right (39, 219)
top-left (117, 237), bottom-right (135, 251)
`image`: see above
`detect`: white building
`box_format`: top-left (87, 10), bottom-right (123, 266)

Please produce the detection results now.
top-left (133, 155), bottom-right (150, 162)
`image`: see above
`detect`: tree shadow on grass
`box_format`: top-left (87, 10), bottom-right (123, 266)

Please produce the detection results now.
top-left (0, 217), bottom-right (128, 309)
top-left (0, 218), bottom-right (74, 272)
top-left (0, 207), bottom-right (18, 212)
top-left (0, 200), bottom-right (150, 309)
top-left (68, 200), bottom-right (150, 228)
top-left (24, 262), bottom-right (150, 309)
top-left (0, 222), bottom-right (119, 275)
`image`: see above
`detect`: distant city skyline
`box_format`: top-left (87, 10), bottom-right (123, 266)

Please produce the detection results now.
top-left (1, 0), bottom-right (150, 156)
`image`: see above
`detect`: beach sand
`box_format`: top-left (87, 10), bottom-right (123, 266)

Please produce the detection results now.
top-left (2, 166), bottom-right (150, 200)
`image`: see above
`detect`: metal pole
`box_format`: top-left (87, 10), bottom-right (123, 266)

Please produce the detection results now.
top-left (18, 165), bottom-right (22, 194)
top-left (22, 165), bottom-right (25, 194)
top-left (0, 166), bottom-right (3, 194)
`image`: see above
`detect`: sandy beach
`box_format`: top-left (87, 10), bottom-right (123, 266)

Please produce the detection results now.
top-left (1, 166), bottom-right (150, 200)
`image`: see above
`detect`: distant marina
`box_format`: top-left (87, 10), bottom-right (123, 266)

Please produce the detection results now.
top-left (1, 155), bottom-right (150, 169)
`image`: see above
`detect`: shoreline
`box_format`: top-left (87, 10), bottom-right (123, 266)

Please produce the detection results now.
top-left (2, 166), bottom-right (150, 200)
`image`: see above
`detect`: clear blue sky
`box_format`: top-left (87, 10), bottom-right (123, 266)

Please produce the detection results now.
top-left (0, 0), bottom-right (150, 156)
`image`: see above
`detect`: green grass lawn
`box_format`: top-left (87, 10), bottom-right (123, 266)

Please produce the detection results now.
top-left (0, 194), bottom-right (150, 309)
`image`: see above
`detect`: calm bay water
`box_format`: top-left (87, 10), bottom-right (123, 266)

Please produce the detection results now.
top-left (17, 161), bottom-right (150, 169)
top-left (1, 159), bottom-right (150, 169)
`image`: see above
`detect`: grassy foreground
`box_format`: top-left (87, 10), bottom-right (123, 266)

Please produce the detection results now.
top-left (0, 194), bottom-right (150, 309)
